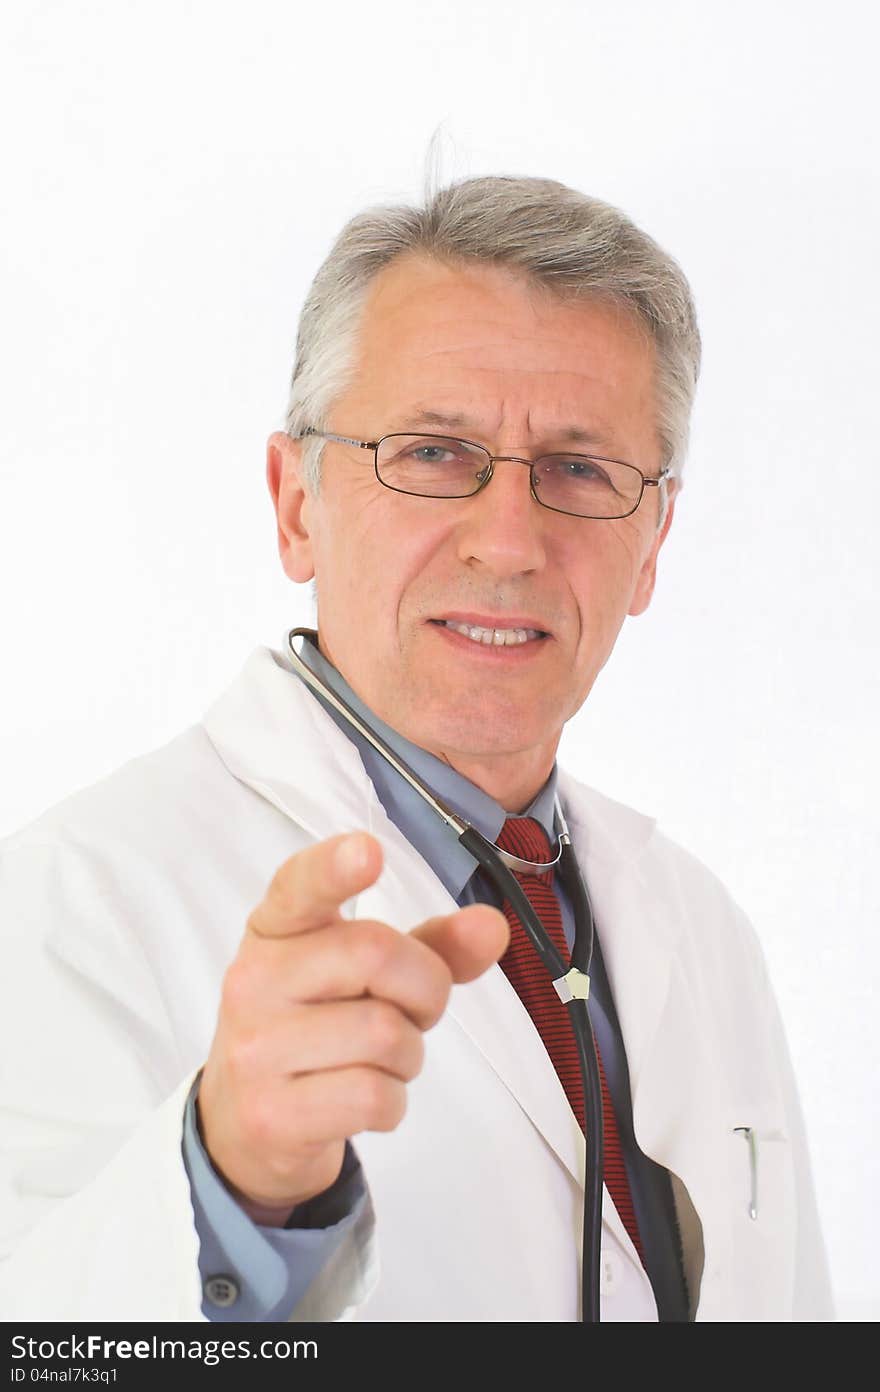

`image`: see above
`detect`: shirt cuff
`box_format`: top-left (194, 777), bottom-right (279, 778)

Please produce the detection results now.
top-left (182, 1074), bottom-right (366, 1321)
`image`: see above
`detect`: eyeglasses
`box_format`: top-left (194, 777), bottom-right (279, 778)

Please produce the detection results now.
top-left (298, 429), bottom-right (670, 521)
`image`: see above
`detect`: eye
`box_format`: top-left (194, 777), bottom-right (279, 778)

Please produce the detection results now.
top-left (540, 456), bottom-right (612, 484)
top-left (408, 443), bottom-right (459, 465)
top-left (562, 458), bottom-right (606, 481)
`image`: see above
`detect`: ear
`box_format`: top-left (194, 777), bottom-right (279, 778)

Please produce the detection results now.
top-left (628, 480), bottom-right (678, 617)
top-left (266, 431), bottom-right (316, 583)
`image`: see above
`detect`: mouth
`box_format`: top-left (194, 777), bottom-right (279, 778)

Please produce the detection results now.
top-left (428, 617), bottom-right (551, 648)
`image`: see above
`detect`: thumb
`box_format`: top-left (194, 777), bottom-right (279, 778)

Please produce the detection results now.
top-left (412, 904), bottom-right (510, 985)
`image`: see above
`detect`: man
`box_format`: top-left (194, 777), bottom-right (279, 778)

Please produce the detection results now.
top-left (0, 176), bottom-right (832, 1321)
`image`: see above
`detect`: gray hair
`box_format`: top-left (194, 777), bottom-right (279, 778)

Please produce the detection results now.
top-left (284, 176), bottom-right (701, 504)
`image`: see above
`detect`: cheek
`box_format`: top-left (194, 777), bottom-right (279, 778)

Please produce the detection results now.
top-left (314, 483), bottom-right (384, 587)
top-left (572, 523), bottom-right (649, 620)
top-left (318, 491), bottom-right (448, 626)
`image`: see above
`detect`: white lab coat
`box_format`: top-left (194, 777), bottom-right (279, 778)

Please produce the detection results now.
top-left (0, 648), bottom-right (833, 1321)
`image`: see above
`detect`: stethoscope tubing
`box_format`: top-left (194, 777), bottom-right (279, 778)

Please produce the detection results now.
top-left (461, 823), bottom-right (604, 1324)
top-left (287, 628), bottom-right (604, 1322)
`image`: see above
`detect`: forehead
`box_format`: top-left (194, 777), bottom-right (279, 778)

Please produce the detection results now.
top-left (343, 254), bottom-right (658, 450)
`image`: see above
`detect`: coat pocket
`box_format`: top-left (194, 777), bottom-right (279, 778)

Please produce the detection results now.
top-left (725, 1124), bottom-right (796, 1318)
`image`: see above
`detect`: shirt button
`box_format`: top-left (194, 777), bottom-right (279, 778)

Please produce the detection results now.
top-left (599, 1252), bottom-right (620, 1295)
top-left (204, 1274), bottom-right (240, 1308)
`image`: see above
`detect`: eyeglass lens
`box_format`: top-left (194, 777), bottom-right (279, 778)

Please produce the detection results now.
top-left (375, 435), bottom-right (642, 519)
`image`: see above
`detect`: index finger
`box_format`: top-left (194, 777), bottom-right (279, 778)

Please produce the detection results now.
top-left (248, 832), bottom-right (383, 939)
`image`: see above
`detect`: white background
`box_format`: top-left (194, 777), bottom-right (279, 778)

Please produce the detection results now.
top-left (1, 0), bottom-right (877, 1320)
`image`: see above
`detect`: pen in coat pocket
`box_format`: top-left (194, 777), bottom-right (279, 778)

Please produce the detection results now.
top-left (733, 1126), bottom-right (758, 1220)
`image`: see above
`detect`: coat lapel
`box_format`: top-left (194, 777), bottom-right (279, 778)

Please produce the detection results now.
top-left (559, 779), bottom-right (679, 1128)
top-left (561, 773), bottom-right (732, 1294)
top-left (202, 648), bottom-right (377, 842)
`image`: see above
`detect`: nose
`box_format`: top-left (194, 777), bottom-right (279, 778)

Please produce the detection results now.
top-left (455, 457), bottom-right (547, 577)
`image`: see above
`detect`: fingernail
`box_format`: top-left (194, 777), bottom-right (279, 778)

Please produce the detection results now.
top-left (336, 834), bottom-right (368, 878)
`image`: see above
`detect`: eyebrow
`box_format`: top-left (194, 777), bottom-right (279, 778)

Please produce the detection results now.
top-left (402, 408), bottom-right (615, 451)
top-left (406, 409), bottom-right (475, 432)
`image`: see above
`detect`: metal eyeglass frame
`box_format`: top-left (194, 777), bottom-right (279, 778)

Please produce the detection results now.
top-left (297, 428), bottom-right (671, 521)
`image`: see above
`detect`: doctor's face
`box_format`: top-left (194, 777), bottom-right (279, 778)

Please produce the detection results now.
top-left (268, 255), bottom-right (676, 809)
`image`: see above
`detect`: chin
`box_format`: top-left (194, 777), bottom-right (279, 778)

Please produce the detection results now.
top-left (417, 714), bottom-right (546, 761)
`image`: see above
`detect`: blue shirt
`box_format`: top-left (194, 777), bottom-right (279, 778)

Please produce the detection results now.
top-left (183, 635), bottom-right (688, 1321)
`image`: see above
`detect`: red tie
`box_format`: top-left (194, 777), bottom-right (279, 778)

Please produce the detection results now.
top-left (495, 816), bottom-right (645, 1263)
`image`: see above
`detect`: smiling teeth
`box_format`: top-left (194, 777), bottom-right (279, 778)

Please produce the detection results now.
top-left (442, 621), bottom-right (541, 646)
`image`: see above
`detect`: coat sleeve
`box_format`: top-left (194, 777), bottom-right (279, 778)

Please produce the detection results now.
top-left (754, 945), bottom-right (835, 1321)
top-left (0, 837), bottom-right (378, 1321)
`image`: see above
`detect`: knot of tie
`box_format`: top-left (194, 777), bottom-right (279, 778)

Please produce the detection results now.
top-left (495, 816), bottom-right (555, 885)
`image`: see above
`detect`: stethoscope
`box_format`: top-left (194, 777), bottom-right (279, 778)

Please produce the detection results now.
top-left (286, 627), bottom-right (606, 1323)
